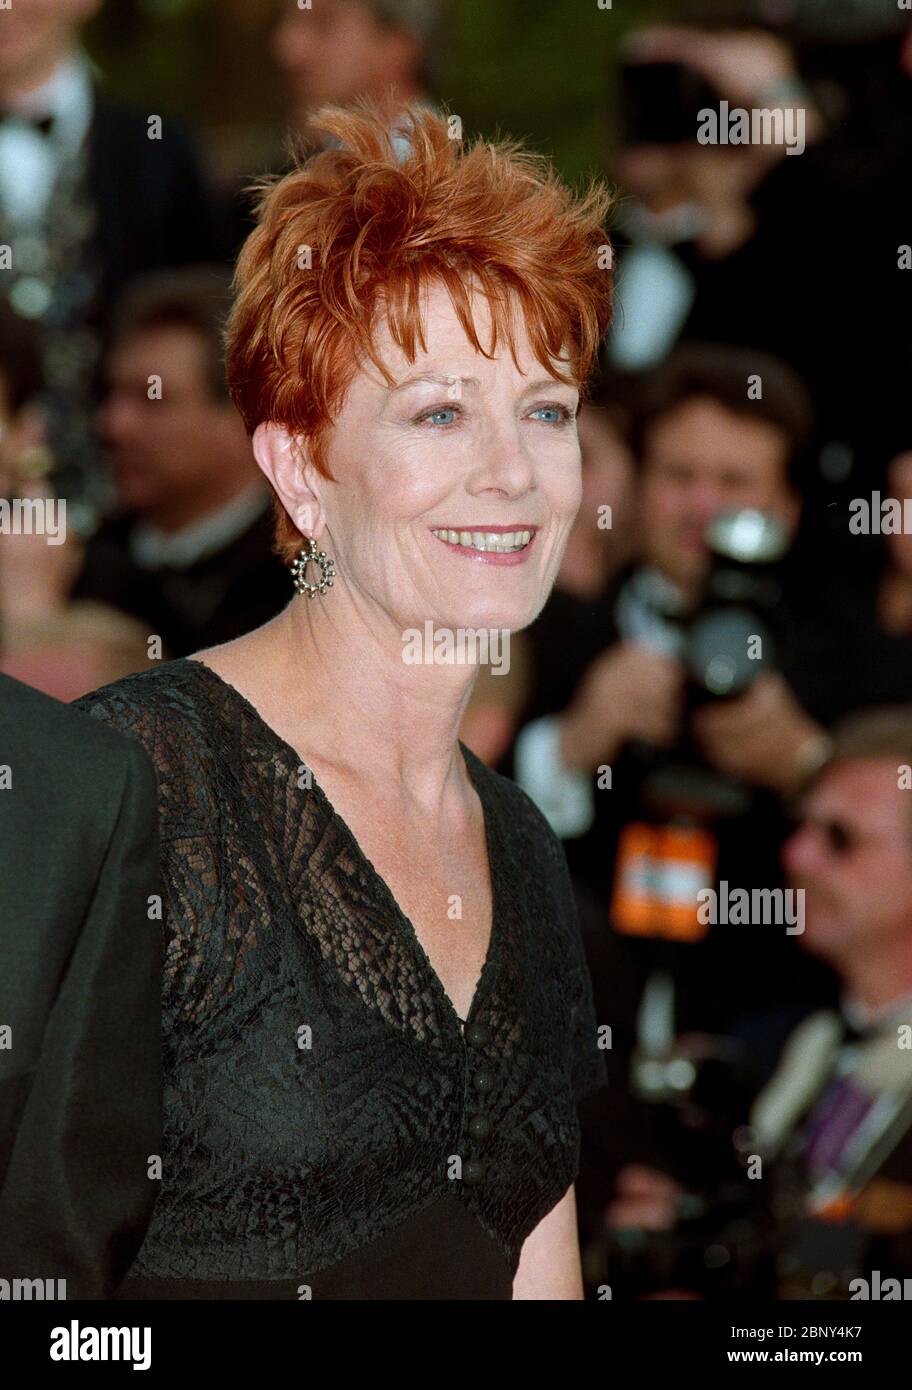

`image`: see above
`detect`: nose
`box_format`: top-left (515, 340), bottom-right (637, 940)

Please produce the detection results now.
top-left (472, 444), bottom-right (536, 500)
top-left (687, 481), bottom-right (728, 525)
top-left (782, 821), bottom-right (823, 880)
top-left (99, 392), bottom-right (139, 448)
top-left (472, 422), bottom-right (545, 500)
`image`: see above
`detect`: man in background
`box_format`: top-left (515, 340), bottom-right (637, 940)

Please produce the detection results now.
top-left (504, 344), bottom-right (853, 1035)
top-left (0, 0), bottom-right (225, 518)
top-left (72, 266), bottom-right (291, 657)
top-left (272, 0), bottom-right (444, 131)
top-left (0, 302), bottom-right (155, 701)
top-left (603, 707), bottom-right (912, 1298)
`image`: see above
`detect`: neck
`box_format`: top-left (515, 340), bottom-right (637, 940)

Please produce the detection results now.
top-left (695, 200), bottom-right (757, 260)
top-left (838, 941), bottom-right (912, 1014)
top-left (143, 474), bottom-right (262, 535)
top-left (240, 582), bottom-right (484, 814)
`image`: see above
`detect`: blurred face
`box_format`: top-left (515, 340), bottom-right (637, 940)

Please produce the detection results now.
top-left (272, 0), bottom-right (417, 115)
top-left (576, 404), bottom-right (637, 551)
top-left (0, 0), bottom-right (99, 90)
top-left (886, 451), bottom-right (912, 577)
top-left (616, 146), bottom-right (695, 216)
top-left (782, 759), bottom-right (912, 965)
top-left (616, 144), bottom-right (759, 219)
top-left (277, 282), bottom-right (583, 636)
top-left (637, 395), bottom-right (798, 595)
top-left (0, 375), bottom-right (45, 497)
top-left (100, 327), bottom-right (240, 521)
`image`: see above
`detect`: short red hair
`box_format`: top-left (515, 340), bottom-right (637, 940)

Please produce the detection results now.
top-left (225, 102), bottom-right (614, 563)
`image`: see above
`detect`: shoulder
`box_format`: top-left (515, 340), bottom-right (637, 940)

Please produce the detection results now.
top-left (1, 671), bottom-right (151, 788)
top-left (89, 87), bottom-right (202, 160)
top-left (72, 660), bottom-right (218, 836)
top-left (72, 658), bottom-right (202, 741)
top-left (0, 673), bottom-right (159, 870)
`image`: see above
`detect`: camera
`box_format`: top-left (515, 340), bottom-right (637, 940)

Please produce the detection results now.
top-left (684, 508), bottom-right (790, 701)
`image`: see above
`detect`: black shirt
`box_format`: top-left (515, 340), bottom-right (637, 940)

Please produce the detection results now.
top-left (72, 657), bottom-right (607, 1299)
top-left (72, 507), bottom-right (293, 658)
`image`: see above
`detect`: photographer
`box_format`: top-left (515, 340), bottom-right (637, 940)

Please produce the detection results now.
top-left (602, 708), bottom-right (912, 1299)
top-left (501, 343), bottom-right (870, 1041)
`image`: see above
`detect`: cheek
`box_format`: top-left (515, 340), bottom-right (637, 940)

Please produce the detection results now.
top-left (538, 439), bottom-right (582, 518)
top-left (558, 464), bottom-right (583, 519)
top-left (639, 485), bottom-right (679, 529)
top-left (370, 452), bottom-right (447, 517)
top-left (782, 832), bottom-right (819, 878)
top-left (873, 858), bottom-right (912, 906)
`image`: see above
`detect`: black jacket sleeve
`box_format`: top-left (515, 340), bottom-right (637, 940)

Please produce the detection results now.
top-left (0, 684), bottom-right (163, 1299)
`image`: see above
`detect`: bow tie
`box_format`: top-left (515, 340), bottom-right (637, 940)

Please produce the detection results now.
top-left (0, 110), bottom-right (55, 137)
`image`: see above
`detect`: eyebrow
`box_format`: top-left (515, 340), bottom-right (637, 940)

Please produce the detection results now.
top-left (390, 372), bottom-right (578, 395)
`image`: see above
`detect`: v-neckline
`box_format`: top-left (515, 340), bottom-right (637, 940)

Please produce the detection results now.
top-left (182, 655), bottom-right (502, 1037)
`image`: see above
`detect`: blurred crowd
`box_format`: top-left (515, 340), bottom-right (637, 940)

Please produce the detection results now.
top-left (3, 0), bottom-right (912, 1299)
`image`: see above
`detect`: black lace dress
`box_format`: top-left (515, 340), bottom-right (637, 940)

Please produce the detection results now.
top-left (72, 657), bottom-right (608, 1299)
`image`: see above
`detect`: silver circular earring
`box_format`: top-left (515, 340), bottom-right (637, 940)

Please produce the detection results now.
top-left (290, 534), bottom-right (336, 598)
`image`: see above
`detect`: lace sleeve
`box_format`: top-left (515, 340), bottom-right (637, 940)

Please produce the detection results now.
top-left (71, 679), bottom-right (228, 1036)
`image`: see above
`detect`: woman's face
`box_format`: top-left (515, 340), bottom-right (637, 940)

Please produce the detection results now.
top-left (311, 282), bottom-right (583, 635)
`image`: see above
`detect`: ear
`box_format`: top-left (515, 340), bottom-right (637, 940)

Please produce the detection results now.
top-left (252, 423), bottom-right (325, 540)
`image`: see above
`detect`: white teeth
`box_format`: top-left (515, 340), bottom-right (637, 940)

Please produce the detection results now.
top-left (431, 528), bottom-right (533, 553)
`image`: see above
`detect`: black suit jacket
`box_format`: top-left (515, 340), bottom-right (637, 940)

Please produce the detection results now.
top-left (73, 503), bottom-right (293, 658)
top-left (86, 89), bottom-right (232, 315)
top-left (0, 675), bottom-right (162, 1298)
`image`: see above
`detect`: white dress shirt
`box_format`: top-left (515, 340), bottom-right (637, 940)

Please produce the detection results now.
top-left (128, 486), bottom-right (271, 571)
top-left (0, 53), bottom-right (94, 226)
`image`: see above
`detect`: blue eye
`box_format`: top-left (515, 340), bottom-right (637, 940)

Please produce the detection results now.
top-left (531, 404), bottom-right (573, 424)
top-left (419, 407), bottom-right (459, 427)
top-left (414, 402), bottom-right (573, 428)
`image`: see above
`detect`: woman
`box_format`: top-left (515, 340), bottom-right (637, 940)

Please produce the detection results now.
top-left (74, 102), bottom-right (614, 1299)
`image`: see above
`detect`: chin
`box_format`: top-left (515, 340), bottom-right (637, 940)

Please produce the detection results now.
top-left (464, 599), bottom-right (540, 636)
top-left (801, 915), bottom-right (851, 958)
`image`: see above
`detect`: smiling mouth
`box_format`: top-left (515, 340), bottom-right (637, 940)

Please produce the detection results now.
top-left (430, 527), bottom-right (536, 554)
